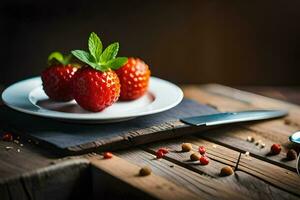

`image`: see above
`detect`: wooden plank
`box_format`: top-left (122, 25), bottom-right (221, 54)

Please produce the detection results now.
top-left (141, 137), bottom-right (300, 197)
top-left (0, 159), bottom-right (91, 200)
top-left (198, 126), bottom-right (297, 171)
top-left (0, 138), bottom-right (57, 180)
top-left (182, 84), bottom-right (299, 170)
top-left (117, 148), bottom-right (299, 200)
top-left (239, 154), bottom-right (300, 197)
top-left (89, 154), bottom-right (200, 200)
top-left (117, 149), bottom-right (245, 200)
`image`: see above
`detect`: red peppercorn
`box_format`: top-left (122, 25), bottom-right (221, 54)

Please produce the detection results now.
top-left (158, 148), bottom-right (169, 154)
top-left (156, 150), bottom-right (164, 159)
top-left (270, 144), bottom-right (281, 155)
top-left (2, 132), bottom-right (13, 142)
top-left (103, 152), bottom-right (113, 159)
top-left (199, 156), bottom-right (209, 165)
top-left (198, 146), bottom-right (206, 155)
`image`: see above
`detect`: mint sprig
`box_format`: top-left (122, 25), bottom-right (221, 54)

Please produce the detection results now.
top-left (71, 32), bottom-right (128, 72)
top-left (48, 52), bottom-right (73, 66)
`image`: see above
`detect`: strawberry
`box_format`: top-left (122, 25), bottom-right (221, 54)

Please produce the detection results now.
top-left (116, 57), bottom-right (150, 100)
top-left (71, 32), bottom-right (127, 112)
top-left (41, 52), bottom-right (78, 101)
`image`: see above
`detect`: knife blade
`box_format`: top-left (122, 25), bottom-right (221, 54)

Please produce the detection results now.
top-left (180, 110), bottom-right (288, 126)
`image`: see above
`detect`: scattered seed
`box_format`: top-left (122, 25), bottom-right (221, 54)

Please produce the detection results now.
top-left (212, 144), bottom-right (217, 148)
top-left (2, 132), bottom-right (13, 142)
top-left (220, 166), bottom-right (234, 176)
top-left (198, 146), bottom-right (206, 155)
top-left (13, 140), bottom-right (19, 144)
top-left (20, 143), bottom-right (24, 147)
top-left (260, 143), bottom-right (265, 148)
top-left (5, 146), bottom-right (13, 150)
top-left (103, 152), bottom-right (113, 159)
top-left (139, 166), bottom-right (152, 176)
top-left (270, 144), bottom-right (281, 155)
top-left (286, 149), bottom-right (297, 160)
top-left (17, 149), bottom-right (20, 152)
top-left (199, 156), bottom-right (209, 165)
top-left (284, 119), bottom-right (292, 125)
top-left (181, 143), bottom-right (192, 152)
top-left (170, 165), bottom-right (174, 168)
top-left (190, 152), bottom-right (201, 161)
top-left (247, 136), bottom-right (255, 142)
top-left (245, 151), bottom-right (250, 156)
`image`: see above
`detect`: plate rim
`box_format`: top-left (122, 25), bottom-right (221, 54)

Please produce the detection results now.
top-left (2, 76), bottom-right (183, 121)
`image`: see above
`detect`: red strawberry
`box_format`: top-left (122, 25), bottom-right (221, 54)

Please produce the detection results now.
top-left (116, 57), bottom-right (151, 100)
top-left (71, 32), bottom-right (127, 112)
top-left (72, 68), bottom-right (120, 112)
top-left (41, 52), bottom-right (78, 101)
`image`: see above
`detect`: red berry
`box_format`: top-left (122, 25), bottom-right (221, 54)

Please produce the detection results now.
top-left (198, 146), bottom-right (206, 155)
top-left (41, 64), bottom-right (78, 101)
top-left (156, 151), bottom-right (164, 159)
top-left (271, 144), bottom-right (281, 155)
top-left (158, 148), bottom-right (169, 154)
top-left (116, 58), bottom-right (151, 100)
top-left (199, 156), bottom-right (209, 165)
top-left (72, 67), bottom-right (120, 112)
top-left (103, 152), bottom-right (113, 159)
top-left (2, 132), bottom-right (13, 142)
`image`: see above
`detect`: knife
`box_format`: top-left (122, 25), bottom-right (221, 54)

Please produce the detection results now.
top-left (181, 110), bottom-right (288, 126)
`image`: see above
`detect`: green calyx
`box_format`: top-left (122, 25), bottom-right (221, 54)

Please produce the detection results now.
top-left (48, 51), bottom-right (73, 66)
top-left (71, 32), bottom-right (128, 72)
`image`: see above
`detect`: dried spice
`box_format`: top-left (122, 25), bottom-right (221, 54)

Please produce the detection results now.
top-left (103, 152), bottom-right (113, 159)
top-left (190, 152), bottom-right (201, 161)
top-left (198, 146), bottom-right (206, 155)
top-left (158, 148), bottom-right (169, 154)
top-left (139, 166), bottom-right (152, 176)
top-left (220, 166), bottom-right (234, 176)
top-left (156, 151), bottom-right (164, 159)
top-left (247, 136), bottom-right (255, 143)
top-left (270, 144), bottom-right (281, 155)
top-left (181, 143), bottom-right (192, 152)
top-left (255, 140), bottom-right (261, 146)
top-left (199, 156), bottom-right (209, 165)
top-left (286, 149), bottom-right (297, 160)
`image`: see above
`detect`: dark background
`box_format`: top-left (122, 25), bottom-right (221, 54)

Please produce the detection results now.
top-left (1, 0), bottom-right (300, 87)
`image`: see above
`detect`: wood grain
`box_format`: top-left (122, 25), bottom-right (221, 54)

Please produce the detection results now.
top-left (117, 148), bottom-right (299, 200)
top-left (1, 85), bottom-right (300, 200)
top-left (0, 159), bottom-right (91, 200)
top-left (89, 154), bottom-right (200, 200)
top-left (141, 137), bottom-right (300, 197)
top-left (183, 84), bottom-right (299, 171)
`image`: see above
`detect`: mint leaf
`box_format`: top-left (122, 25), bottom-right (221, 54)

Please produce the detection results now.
top-left (105, 57), bottom-right (128, 70)
top-left (88, 32), bottom-right (102, 62)
top-left (71, 50), bottom-right (101, 70)
top-left (100, 42), bottom-right (119, 63)
top-left (48, 52), bottom-right (64, 65)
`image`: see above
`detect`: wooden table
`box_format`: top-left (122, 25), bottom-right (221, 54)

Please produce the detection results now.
top-left (1, 84), bottom-right (300, 200)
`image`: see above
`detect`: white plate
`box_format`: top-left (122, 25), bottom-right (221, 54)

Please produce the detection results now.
top-left (2, 76), bottom-right (183, 123)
